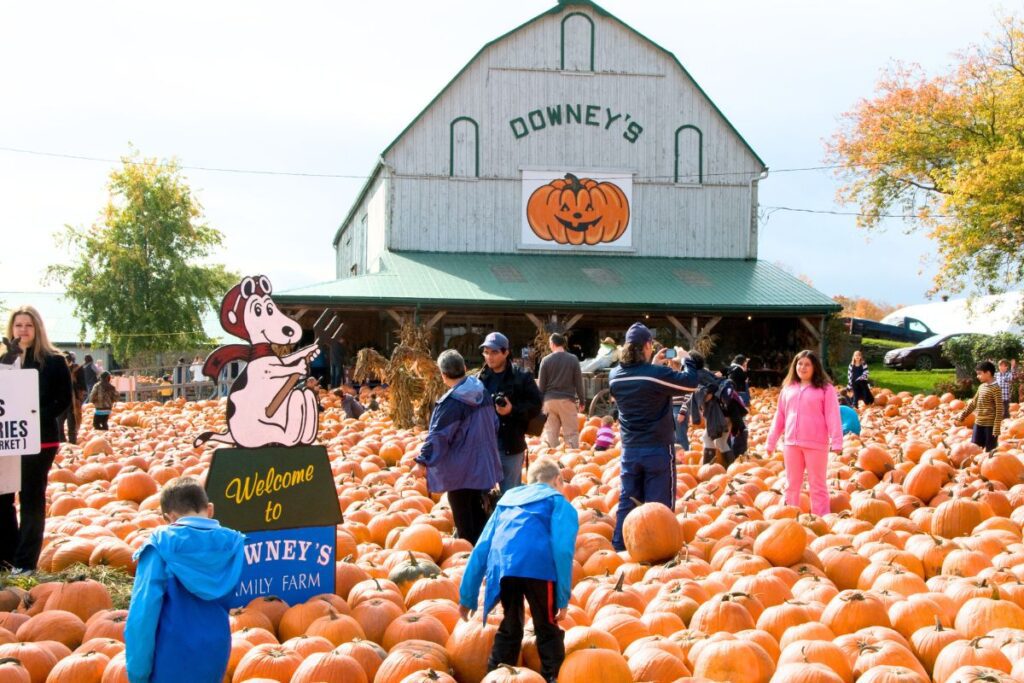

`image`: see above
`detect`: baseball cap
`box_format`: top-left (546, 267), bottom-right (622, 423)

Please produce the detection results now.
top-left (625, 322), bottom-right (653, 345)
top-left (480, 332), bottom-right (510, 351)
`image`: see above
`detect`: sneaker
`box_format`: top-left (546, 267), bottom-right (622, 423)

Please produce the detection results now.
top-left (9, 567), bottom-right (34, 577)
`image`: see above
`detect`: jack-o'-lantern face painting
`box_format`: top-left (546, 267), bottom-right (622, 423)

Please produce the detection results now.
top-left (527, 173), bottom-right (630, 245)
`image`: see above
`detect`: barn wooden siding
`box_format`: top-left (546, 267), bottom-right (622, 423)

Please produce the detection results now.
top-left (335, 3), bottom-right (765, 277)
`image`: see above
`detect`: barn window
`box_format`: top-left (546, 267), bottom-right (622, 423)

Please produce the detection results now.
top-left (674, 125), bottom-right (703, 184)
top-left (449, 116), bottom-right (480, 177)
top-left (582, 267), bottom-right (621, 286)
top-left (560, 12), bottom-right (595, 71)
top-left (491, 265), bottom-right (525, 283)
top-left (350, 263), bottom-right (358, 276)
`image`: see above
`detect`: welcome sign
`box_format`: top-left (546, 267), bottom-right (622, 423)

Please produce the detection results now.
top-left (520, 169), bottom-right (633, 251)
top-left (205, 445), bottom-right (342, 607)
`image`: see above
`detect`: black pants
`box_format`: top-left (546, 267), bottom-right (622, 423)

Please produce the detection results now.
top-left (58, 408), bottom-right (77, 445)
top-left (447, 489), bottom-right (490, 545)
top-left (93, 413), bottom-right (110, 430)
top-left (973, 425), bottom-right (997, 452)
top-left (852, 381), bottom-right (873, 407)
top-left (488, 577), bottom-right (565, 680)
top-left (0, 446), bottom-right (58, 569)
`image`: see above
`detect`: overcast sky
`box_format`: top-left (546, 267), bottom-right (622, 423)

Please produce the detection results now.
top-left (1, 0), bottom-right (1015, 308)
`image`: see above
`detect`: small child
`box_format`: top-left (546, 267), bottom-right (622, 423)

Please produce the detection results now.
top-left (126, 477), bottom-right (246, 683)
top-left (958, 361), bottom-right (1003, 452)
top-left (838, 389), bottom-right (861, 436)
top-left (593, 415), bottom-right (615, 451)
top-left (88, 371), bottom-right (119, 430)
top-left (996, 359), bottom-right (1013, 419)
top-left (459, 459), bottom-right (579, 683)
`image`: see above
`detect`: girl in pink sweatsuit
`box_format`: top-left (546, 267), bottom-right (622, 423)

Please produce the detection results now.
top-left (766, 350), bottom-right (844, 517)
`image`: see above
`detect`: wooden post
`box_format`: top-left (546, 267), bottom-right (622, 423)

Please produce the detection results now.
top-left (385, 310), bottom-right (406, 326)
top-left (425, 311), bottom-right (447, 328)
top-left (798, 316), bottom-right (825, 357)
top-left (525, 313), bottom-right (546, 333)
top-left (667, 315), bottom-right (694, 346)
top-left (564, 314), bottom-right (583, 331)
top-left (699, 316), bottom-right (722, 337)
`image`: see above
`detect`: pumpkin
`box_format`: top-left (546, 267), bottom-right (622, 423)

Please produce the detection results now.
top-left (0, 642), bottom-right (59, 682)
top-left (305, 613), bottom-right (366, 646)
top-left (556, 647), bottom-right (632, 682)
top-left (627, 647), bottom-right (692, 682)
top-left (622, 503), bottom-right (683, 563)
top-left (277, 601), bottom-right (334, 642)
top-left (0, 657), bottom-right (31, 683)
top-left (334, 639), bottom-right (387, 681)
top-left (769, 663), bottom-right (845, 683)
top-left (479, 664), bottom-right (547, 682)
top-left (691, 637), bottom-right (775, 683)
top-left (446, 618), bottom-right (498, 683)
top-left (381, 613), bottom-right (449, 651)
top-left (231, 644), bottom-right (304, 682)
top-left (526, 173), bottom-right (630, 245)
top-left (289, 651), bottom-right (368, 683)
top-left (388, 552), bottom-right (442, 596)
top-left (17, 610), bottom-right (86, 649)
top-left (43, 649), bottom-right (109, 682)
top-left (954, 587), bottom-right (1024, 638)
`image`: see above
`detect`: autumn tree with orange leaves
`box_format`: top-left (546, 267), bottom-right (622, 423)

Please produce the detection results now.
top-left (828, 15), bottom-right (1024, 302)
top-left (833, 296), bottom-right (899, 321)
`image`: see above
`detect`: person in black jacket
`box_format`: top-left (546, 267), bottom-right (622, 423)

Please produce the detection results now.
top-left (478, 331), bottom-right (542, 495)
top-left (1, 306), bottom-right (72, 574)
top-left (727, 355), bottom-right (750, 407)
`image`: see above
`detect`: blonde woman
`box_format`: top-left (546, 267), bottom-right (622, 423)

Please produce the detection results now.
top-left (848, 350), bottom-right (873, 408)
top-left (1, 306), bottom-right (72, 573)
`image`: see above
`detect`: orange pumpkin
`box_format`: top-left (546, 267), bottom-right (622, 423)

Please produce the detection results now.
top-left (526, 173), bottom-right (630, 246)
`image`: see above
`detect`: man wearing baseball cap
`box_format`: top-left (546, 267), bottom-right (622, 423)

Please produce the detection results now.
top-left (478, 331), bottom-right (543, 494)
top-left (608, 322), bottom-right (699, 551)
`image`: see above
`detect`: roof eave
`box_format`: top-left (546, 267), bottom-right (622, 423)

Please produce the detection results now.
top-left (332, 162), bottom-right (384, 248)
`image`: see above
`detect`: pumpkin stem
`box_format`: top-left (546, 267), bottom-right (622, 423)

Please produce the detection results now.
top-left (613, 573), bottom-right (625, 592)
top-left (935, 616), bottom-right (943, 630)
top-left (992, 584), bottom-right (1002, 601)
top-left (563, 173), bottom-right (585, 192)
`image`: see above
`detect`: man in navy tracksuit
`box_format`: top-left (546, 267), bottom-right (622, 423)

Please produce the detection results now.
top-left (608, 322), bottom-right (699, 551)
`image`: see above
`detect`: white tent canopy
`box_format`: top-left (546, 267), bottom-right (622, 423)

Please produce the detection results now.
top-left (881, 292), bottom-right (1024, 336)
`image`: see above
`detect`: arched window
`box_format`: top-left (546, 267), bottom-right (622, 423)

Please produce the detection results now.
top-left (674, 125), bottom-right (703, 184)
top-left (560, 12), bottom-right (595, 71)
top-left (449, 116), bottom-right (479, 178)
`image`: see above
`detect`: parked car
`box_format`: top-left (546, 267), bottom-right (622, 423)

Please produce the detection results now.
top-left (883, 333), bottom-right (971, 370)
top-left (843, 316), bottom-right (935, 343)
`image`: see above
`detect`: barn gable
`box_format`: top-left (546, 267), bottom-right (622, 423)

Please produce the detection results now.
top-left (332, 0), bottom-right (768, 275)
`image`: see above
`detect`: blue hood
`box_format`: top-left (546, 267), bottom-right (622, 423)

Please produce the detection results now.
top-left (497, 482), bottom-right (561, 507)
top-left (142, 517), bottom-right (246, 600)
top-left (446, 375), bottom-right (486, 407)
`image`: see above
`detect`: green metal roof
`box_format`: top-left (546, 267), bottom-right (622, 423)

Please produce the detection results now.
top-left (276, 252), bottom-right (839, 315)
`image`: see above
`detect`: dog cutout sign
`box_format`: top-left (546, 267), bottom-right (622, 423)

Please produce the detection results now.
top-left (195, 275), bottom-right (342, 449)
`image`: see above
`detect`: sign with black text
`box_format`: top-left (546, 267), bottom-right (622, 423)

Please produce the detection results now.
top-left (205, 446), bottom-right (342, 532)
top-left (230, 525), bottom-right (336, 608)
top-left (0, 369), bottom-right (40, 457)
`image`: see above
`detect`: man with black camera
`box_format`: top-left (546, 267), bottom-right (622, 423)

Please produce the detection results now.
top-left (478, 331), bottom-right (542, 495)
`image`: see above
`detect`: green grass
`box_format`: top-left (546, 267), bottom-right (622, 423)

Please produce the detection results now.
top-left (866, 362), bottom-right (955, 395)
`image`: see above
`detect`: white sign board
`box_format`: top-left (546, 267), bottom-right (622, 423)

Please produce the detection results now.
top-left (0, 369), bottom-right (40, 457)
top-left (520, 169), bottom-right (633, 251)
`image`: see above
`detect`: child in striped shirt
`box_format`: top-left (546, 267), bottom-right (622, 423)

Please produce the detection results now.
top-left (996, 359), bottom-right (1013, 419)
top-left (958, 360), bottom-right (1003, 451)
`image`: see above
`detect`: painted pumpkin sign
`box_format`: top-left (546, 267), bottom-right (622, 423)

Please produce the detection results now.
top-left (526, 173), bottom-right (630, 245)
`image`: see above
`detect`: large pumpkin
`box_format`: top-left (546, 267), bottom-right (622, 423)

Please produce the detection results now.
top-left (526, 173), bottom-right (630, 245)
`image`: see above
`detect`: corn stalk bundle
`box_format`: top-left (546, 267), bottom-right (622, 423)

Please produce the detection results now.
top-left (693, 332), bottom-right (719, 358)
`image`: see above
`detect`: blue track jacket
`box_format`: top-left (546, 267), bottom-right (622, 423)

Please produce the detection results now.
top-left (609, 360), bottom-right (700, 448)
top-left (125, 517), bottom-right (245, 683)
top-left (459, 483), bottom-right (578, 621)
top-left (840, 404), bottom-right (861, 435)
top-left (416, 375), bottom-right (502, 493)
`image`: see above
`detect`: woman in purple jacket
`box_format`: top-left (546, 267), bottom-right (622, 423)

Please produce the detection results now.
top-left (414, 350), bottom-right (502, 544)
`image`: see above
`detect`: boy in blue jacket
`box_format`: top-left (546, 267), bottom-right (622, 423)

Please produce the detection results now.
top-left (125, 477), bottom-right (245, 683)
top-left (459, 458), bottom-right (579, 683)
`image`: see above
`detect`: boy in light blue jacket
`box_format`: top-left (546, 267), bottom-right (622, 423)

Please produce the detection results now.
top-left (459, 458), bottom-right (579, 683)
top-left (125, 477), bottom-right (245, 683)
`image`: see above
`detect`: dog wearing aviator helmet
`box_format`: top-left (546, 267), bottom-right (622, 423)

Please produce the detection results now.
top-left (194, 275), bottom-right (321, 448)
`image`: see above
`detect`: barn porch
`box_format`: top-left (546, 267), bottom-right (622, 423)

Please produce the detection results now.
top-left (275, 250), bottom-right (839, 380)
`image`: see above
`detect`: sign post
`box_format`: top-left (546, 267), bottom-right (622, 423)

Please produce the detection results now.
top-left (0, 369), bottom-right (40, 494)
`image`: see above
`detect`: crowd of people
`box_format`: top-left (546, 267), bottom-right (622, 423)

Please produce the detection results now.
top-left (7, 303), bottom-right (1024, 683)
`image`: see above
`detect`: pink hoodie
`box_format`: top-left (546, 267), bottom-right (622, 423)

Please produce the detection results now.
top-left (766, 382), bottom-right (844, 453)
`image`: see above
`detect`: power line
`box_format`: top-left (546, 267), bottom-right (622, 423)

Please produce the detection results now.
top-left (762, 205), bottom-right (951, 219)
top-left (0, 143), bottom-right (913, 182)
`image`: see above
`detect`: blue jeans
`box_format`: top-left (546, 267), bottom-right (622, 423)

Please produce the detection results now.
top-left (612, 446), bottom-right (675, 550)
top-left (499, 451), bottom-right (525, 494)
top-left (671, 405), bottom-right (690, 450)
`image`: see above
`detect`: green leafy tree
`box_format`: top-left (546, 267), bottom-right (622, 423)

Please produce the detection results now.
top-left (827, 15), bottom-right (1024, 304)
top-left (48, 151), bottom-right (236, 362)
top-left (943, 332), bottom-right (1023, 380)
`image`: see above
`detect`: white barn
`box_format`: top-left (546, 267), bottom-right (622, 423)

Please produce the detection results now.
top-left (279, 0), bottom-right (838, 374)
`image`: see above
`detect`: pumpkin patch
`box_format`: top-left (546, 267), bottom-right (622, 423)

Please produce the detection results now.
top-left (3, 388), bottom-right (1024, 681)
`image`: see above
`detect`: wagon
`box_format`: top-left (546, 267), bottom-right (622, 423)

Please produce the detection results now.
top-left (582, 369), bottom-right (616, 417)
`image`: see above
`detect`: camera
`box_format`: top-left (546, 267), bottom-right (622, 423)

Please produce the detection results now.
top-left (664, 348), bottom-right (677, 359)
top-left (494, 392), bottom-right (509, 408)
